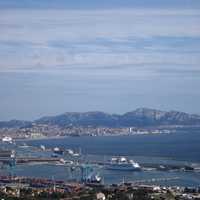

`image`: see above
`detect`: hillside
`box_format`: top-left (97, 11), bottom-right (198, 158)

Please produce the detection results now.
top-left (35, 108), bottom-right (200, 127)
top-left (1, 108), bottom-right (200, 128)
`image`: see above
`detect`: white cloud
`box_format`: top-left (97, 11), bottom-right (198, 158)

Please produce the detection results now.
top-left (0, 8), bottom-right (200, 73)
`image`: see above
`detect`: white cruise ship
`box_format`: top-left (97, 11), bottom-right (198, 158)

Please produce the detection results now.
top-left (2, 136), bottom-right (12, 143)
top-left (105, 157), bottom-right (141, 171)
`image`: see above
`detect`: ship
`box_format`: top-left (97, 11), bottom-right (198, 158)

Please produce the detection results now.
top-left (53, 147), bottom-right (64, 155)
top-left (105, 157), bottom-right (141, 171)
top-left (2, 136), bottom-right (12, 143)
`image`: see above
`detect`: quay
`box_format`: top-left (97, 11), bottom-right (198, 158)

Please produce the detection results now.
top-left (16, 157), bottom-right (61, 164)
top-left (0, 149), bottom-right (198, 172)
top-left (1, 157), bottom-right (197, 172)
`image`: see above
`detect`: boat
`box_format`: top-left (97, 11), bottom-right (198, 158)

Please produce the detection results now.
top-left (73, 153), bottom-right (80, 157)
top-left (66, 149), bottom-right (74, 155)
top-left (40, 145), bottom-right (46, 151)
top-left (53, 147), bottom-right (64, 155)
top-left (2, 136), bottom-right (12, 143)
top-left (59, 158), bottom-right (73, 166)
top-left (105, 157), bottom-right (141, 171)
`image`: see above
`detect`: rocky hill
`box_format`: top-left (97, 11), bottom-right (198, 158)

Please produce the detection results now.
top-left (1, 108), bottom-right (200, 128)
top-left (35, 108), bottom-right (200, 127)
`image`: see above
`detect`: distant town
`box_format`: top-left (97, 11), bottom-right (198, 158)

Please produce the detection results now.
top-left (1, 123), bottom-right (200, 141)
top-left (0, 124), bottom-right (177, 140)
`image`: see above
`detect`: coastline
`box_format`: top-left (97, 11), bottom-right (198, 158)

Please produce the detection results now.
top-left (15, 135), bottom-right (70, 142)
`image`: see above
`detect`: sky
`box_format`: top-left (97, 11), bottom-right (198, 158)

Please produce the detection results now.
top-left (0, 0), bottom-right (200, 120)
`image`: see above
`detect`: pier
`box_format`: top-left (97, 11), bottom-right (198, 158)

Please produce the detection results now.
top-left (16, 157), bottom-right (61, 164)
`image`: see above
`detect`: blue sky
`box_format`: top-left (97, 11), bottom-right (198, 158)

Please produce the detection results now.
top-left (1, 0), bottom-right (200, 9)
top-left (0, 0), bottom-right (200, 120)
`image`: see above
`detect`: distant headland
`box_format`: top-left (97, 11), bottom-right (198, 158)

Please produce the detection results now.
top-left (1, 108), bottom-right (200, 128)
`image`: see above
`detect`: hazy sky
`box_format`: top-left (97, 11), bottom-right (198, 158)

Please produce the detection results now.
top-left (0, 0), bottom-right (200, 120)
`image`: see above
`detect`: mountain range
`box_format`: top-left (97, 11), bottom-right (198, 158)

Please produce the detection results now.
top-left (1, 108), bottom-right (200, 128)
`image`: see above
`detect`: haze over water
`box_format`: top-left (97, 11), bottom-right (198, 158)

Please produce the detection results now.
top-left (0, 0), bottom-right (200, 120)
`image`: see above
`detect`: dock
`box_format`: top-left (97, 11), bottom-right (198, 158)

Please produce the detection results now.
top-left (16, 157), bottom-right (61, 164)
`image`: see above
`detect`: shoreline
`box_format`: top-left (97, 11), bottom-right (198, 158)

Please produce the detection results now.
top-left (13, 131), bottom-right (177, 142)
top-left (15, 135), bottom-right (69, 142)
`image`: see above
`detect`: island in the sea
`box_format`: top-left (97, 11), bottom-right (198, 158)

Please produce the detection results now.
top-left (1, 108), bottom-right (200, 139)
